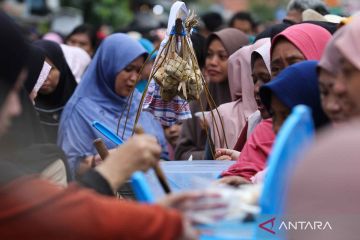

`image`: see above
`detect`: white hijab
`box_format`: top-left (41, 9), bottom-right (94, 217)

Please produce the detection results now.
top-left (60, 44), bottom-right (91, 83)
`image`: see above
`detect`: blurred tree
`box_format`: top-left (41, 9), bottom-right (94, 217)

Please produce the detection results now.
top-left (60, 0), bottom-right (133, 28)
top-left (250, 0), bottom-right (289, 22)
top-left (250, 3), bottom-right (275, 22)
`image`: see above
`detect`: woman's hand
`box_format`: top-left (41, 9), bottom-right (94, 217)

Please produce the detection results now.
top-left (157, 192), bottom-right (227, 240)
top-left (95, 134), bottom-right (161, 191)
top-left (214, 148), bottom-right (240, 160)
top-left (157, 192), bottom-right (224, 211)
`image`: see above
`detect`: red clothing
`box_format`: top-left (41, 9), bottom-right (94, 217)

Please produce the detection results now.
top-left (221, 119), bottom-right (275, 180)
top-left (0, 176), bottom-right (183, 240)
top-left (233, 121), bottom-right (248, 152)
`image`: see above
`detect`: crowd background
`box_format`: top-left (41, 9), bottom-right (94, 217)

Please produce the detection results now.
top-left (1, 0), bottom-right (360, 239)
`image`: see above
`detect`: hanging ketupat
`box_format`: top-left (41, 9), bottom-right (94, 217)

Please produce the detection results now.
top-left (153, 14), bottom-right (203, 102)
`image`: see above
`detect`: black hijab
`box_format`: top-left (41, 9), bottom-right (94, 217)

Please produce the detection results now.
top-left (24, 45), bottom-right (46, 94)
top-left (302, 21), bottom-right (338, 35)
top-left (255, 22), bottom-right (294, 41)
top-left (255, 21), bottom-right (336, 43)
top-left (32, 40), bottom-right (77, 143)
top-left (33, 40), bottom-right (77, 109)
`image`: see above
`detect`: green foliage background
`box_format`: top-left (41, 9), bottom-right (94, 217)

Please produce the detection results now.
top-left (61, 0), bottom-right (133, 28)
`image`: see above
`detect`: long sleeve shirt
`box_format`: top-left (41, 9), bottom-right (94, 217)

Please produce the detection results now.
top-left (0, 176), bottom-right (183, 240)
top-left (221, 119), bottom-right (275, 180)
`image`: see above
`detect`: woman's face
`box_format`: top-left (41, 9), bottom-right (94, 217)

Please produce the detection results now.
top-left (252, 57), bottom-right (271, 119)
top-left (319, 68), bottom-right (354, 123)
top-left (115, 56), bottom-right (144, 97)
top-left (67, 33), bottom-right (94, 56)
top-left (205, 39), bottom-right (229, 83)
top-left (339, 57), bottom-right (360, 117)
top-left (39, 58), bottom-right (60, 95)
top-left (270, 94), bottom-right (290, 135)
top-left (271, 39), bottom-right (306, 77)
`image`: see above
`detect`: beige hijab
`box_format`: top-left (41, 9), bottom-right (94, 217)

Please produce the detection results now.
top-left (286, 121), bottom-right (360, 239)
top-left (205, 28), bottom-right (250, 109)
top-left (206, 38), bottom-right (270, 149)
top-left (318, 27), bottom-right (345, 75)
top-left (334, 15), bottom-right (360, 71)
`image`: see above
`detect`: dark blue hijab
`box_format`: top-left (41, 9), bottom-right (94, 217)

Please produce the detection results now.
top-left (260, 60), bottom-right (329, 129)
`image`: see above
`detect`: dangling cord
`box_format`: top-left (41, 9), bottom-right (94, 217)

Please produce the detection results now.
top-left (186, 40), bottom-right (229, 149)
top-left (116, 47), bottom-right (158, 136)
top-left (131, 38), bottom-right (172, 136)
top-left (121, 90), bottom-right (134, 139)
top-left (185, 42), bottom-right (216, 159)
top-left (201, 78), bottom-right (229, 149)
top-left (199, 68), bottom-right (229, 149)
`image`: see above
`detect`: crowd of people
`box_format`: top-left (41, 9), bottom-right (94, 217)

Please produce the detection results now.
top-left (1, 0), bottom-right (360, 238)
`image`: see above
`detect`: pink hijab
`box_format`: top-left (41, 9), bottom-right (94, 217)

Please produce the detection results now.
top-left (42, 32), bottom-right (64, 44)
top-left (318, 27), bottom-right (345, 75)
top-left (334, 16), bottom-right (360, 71)
top-left (286, 121), bottom-right (360, 239)
top-left (206, 38), bottom-right (270, 149)
top-left (272, 23), bottom-right (332, 60)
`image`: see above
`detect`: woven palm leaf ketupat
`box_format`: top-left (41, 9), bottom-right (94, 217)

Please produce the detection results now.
top-left (152, 17), bottom-right (203, 101)
top-left (115, 1), bottom-right (229, 157)
top-left (144, 2), bottom-right (228, 153)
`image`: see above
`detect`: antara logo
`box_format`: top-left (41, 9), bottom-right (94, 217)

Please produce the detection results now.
top-left (259, 217), bottom-right (276, 234)
top-left (279, 221), bottom-right (333, 231)
top-left (259, 218), bottom-right (333, 235)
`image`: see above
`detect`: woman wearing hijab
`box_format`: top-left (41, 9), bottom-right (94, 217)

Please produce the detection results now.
top-left (175, 28), bottom-right (249, 160)
top-left (243, 61), bottom-right (330, 185)
top-left (33, 40), bottom-right (78, 144)
top-left (0, 13), bottom-right (200, 239)
top-left (217, 41), bottom-right (275, 186)
top-left (60, 44), bottom-right (91, 83)
top-left (208, 23), bottom-right (321, 159)
top-left (218, 24), bottom-right (332, 185)
top-left (205, 38), bottom-right (268, 152)
top-left (66, 24), bottom-right (98, 56)
top-left (204, 28), bottom-right (250, 105)
top-left (260, 61), bottom-right (329, 133)
top-left (24, 45), bottom-right (48, 95)
top-left (333, 16), bottom-right (360, 118)
top-left (270, 23), bottom-right (331, 77)
top-left (58, 33), bottom-right (169, 176)
top-left (24, 45), bottom-right (51, 102)
top-left (318, 27), bottom-right (356, 124)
